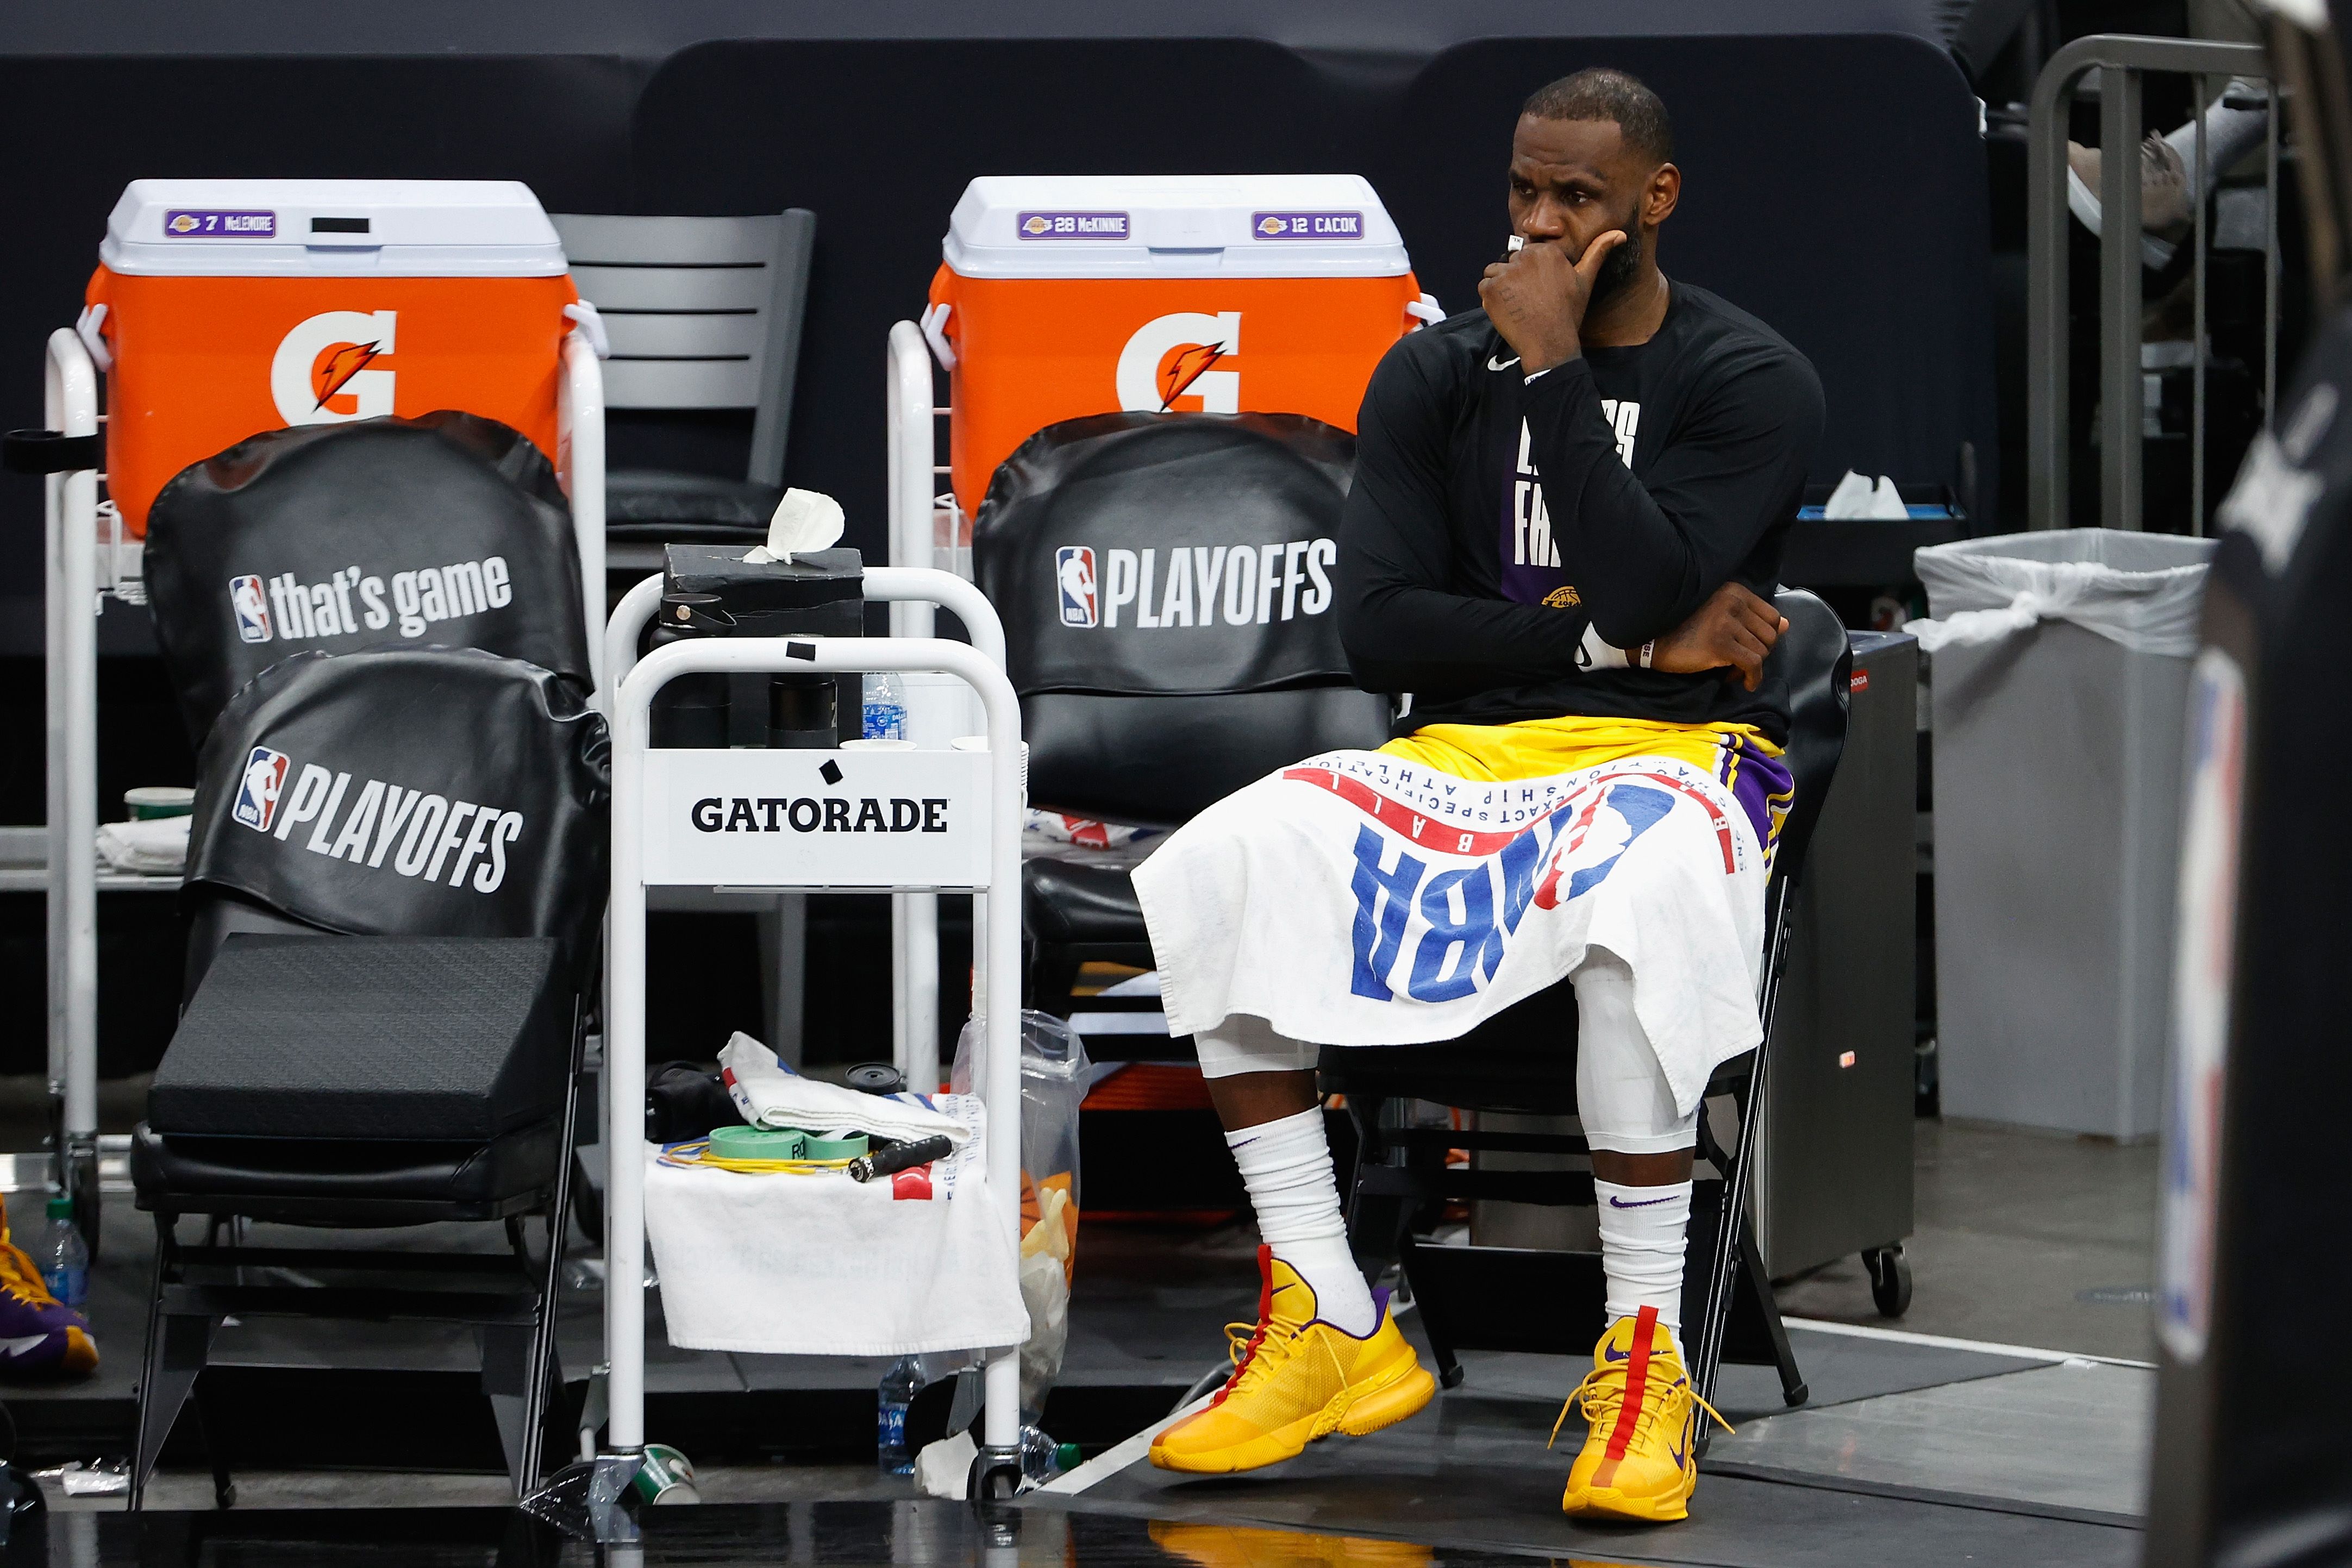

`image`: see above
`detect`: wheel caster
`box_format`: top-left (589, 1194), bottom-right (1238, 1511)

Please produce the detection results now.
top-left (1863, 1245), bottom-right (1912, 1318)
top-left (967, 1445), bottom-right (1023, 1503)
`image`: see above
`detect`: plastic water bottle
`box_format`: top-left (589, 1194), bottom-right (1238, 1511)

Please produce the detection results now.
top-left (1019, 1423), bottom-right (1078, 1485)
top-left (40, 1197), bottom-right (87, 1307)
top-left (862, 672), bottom-right (907, 741)
top-left (876, 1353), bottom-right (927, 1474)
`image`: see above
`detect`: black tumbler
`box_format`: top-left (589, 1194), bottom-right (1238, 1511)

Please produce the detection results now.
top-left (648, 593), bottom-right (733, 749)
top-left (766, 674), bottom-right (837, 749)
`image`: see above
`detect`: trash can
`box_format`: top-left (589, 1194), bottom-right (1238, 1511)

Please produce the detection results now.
top-left (924, 174), bottom-right (1432, 520)
top-left (1910, 528), bottom-right (2215, 1139)
top-left (84, 179), bottom-right (578, 534)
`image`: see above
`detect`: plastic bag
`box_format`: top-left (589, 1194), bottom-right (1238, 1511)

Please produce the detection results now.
top-left (1905, 529), bottom-right (2215, 658)
top-left (952, 1009), bottom-right (1090, 1412)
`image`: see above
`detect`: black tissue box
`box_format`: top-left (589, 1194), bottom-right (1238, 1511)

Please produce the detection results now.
top-left (662, 544), bottom-right (864, 638)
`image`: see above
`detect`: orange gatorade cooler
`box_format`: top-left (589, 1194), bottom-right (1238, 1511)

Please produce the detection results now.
top-left (84, 180), bottom-right (578, 535)
top-left (927, 175), bottom-right (1432, 520)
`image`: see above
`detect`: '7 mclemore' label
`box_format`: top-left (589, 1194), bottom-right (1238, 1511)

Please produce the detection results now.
top-left (165, 209), bottom-right (276, 238)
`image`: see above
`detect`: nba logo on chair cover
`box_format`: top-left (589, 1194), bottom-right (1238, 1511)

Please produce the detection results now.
top-left (233, 747), bottom-right (291, 833)
top-left (1056, 545), bottom-right (1098, 626)
top-left (229, 575), bottom-right (271, 643)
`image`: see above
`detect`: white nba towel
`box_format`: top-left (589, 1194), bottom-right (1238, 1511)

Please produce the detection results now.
top-left (1131, 748), bottom-right (1769, 1115)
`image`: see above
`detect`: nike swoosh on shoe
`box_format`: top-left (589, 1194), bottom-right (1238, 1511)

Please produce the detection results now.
top-left (0, 1335), bottom-right (53, 1357)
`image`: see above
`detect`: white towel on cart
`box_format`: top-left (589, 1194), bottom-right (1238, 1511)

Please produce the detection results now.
top-left (96, 816), bottom-right (189, 874)
top-left (1132, 747), bottom-right (1772, 1114)
top-left (643, 1092), bottom-right (1030, 1357)
top-left (719, 1032), bottom-right (968, 1145)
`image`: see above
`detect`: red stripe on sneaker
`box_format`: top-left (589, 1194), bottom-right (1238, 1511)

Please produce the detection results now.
top-left (1598, 1306), bottom-right (1657, 1480)
top-left (1212, 1245), bottom-right (1278, 1408)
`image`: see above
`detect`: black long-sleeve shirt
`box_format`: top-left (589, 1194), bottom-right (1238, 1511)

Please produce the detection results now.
top-left (1335, 281), bottom-right (1824, 741)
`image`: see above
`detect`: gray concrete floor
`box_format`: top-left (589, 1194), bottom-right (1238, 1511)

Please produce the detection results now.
top-left (1773, 1118), bottom-right (2159, 1362)
top-left (55, 1464), bottom-right (918, 1511)
top-left (22, 1112), bottom-right (2160, 1510)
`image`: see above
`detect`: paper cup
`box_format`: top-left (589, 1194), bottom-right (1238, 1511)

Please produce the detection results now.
top-left (840, 738), bottom-right (917, 751)
top-left (124, 787), bottom-right (193, 820)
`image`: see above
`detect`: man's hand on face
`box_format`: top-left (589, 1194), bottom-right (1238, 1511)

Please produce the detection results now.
top-left (1477, 229), bottom-right (1627, 375)
top-left (1643, 582), bottom-right (1788, 692)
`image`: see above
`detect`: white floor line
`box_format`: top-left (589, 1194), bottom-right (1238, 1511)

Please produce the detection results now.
top-left (1784, 1315), bottom-right (2157, 1371)
top-left (1039, 1393), bottom-right (1213, 1496)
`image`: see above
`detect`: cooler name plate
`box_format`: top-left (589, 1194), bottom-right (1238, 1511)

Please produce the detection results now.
top-left (640, 749), bottom-right (993, 890)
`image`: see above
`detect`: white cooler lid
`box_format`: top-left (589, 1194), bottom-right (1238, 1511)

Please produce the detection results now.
top-left (99, 179), bottom-right (568, 278)
top-left (944, 174), bottom-right (1410, 279)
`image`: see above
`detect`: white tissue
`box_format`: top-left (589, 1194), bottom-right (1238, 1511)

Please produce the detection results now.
top-left (1822, 471), bottom-right (1910, 521)
top-left (916, 1431), bottom-right (977, 1499)
top-left (743, 487), bottom-right (846, 564)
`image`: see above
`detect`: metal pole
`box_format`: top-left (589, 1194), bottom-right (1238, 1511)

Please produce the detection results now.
top-left (560, 334), bottom-right (608, 698)
top-left (43, 330), bottom-right (99, 1194)
top-left (2026, 52), bottom-right (2077, 530)
top-left (2193, 74), bottom-right (2209, 537)
top-left (2101, 66), bottom-right (2146, 532)
top-left (887, 324), bottom-right (941, 1090)
top-left (2265, 77), bottom-right (2281, 423)
top-left (604, 689), bottom-right (650, 1454)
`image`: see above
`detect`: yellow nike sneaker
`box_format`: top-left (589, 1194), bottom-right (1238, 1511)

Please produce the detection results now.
top-left (1149, 1246), bottom-right (1435, 1474)
top-left (1554, 1307), bottom-right (1728, 1523)
top-left (0, 1194), bottom-right (97, 1380)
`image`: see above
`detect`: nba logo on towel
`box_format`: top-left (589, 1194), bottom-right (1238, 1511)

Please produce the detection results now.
top-left (228, 575), bottom-right (271, 643)
top-left (1055, 546), bottom-right (1098, 627)
top-left (232, 747), bottom-right (290, 833)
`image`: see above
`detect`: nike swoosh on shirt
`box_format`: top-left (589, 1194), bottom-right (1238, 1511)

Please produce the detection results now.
top-left (1487, 354), bottom-right (1521, 372)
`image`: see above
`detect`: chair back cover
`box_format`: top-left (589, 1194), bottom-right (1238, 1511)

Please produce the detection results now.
top-left (183, 647), bottom-right (609, 986)
top-left (143, 411), bottom-right (592, 742)
top-left (973, 411), bottom-right (1389, 825)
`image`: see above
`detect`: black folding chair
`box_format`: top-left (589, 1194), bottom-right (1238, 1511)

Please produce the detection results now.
top-left (128, 648), bottom-right (609, 1508)
top-left (1319, 589), bottom-right (1852, 1419)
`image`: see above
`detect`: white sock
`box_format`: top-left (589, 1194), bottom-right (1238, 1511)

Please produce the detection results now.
top-left (1227, 1108), bottom-right (1379, 1335)
top-left (1595, 1177), bottom-right (1692, 1360)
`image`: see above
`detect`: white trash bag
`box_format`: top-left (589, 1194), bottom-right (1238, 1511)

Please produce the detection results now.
top-left (1905, 529), bottom-right (2215, 658)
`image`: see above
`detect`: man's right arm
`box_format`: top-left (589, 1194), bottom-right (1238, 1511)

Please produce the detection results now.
top-left (1335, 342), bottom-right (1596, 697)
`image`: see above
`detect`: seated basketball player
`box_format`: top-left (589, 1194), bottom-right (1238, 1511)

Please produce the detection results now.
top-left (1132, 68), bottom-right (1823, 1522)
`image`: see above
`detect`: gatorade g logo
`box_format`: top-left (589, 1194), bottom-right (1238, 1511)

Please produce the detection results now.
top-left (233, 747), bottom-right (291, 832)
top-left (270, 310), bottom-right (397, 426)
top-left (1116, 311), bottom-right (1240, 414)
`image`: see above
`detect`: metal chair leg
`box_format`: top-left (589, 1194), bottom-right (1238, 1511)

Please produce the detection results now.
top-left (134, 1258), bottom-right (220, 1510)
top-left (1740, 1219), bottom-right (1807, 1407)
top-left (191, 1376), bottom-right (236, 1508)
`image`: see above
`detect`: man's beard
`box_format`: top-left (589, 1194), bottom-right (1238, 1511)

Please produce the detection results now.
top-left (1583, 203), bottom-right (1647, 313)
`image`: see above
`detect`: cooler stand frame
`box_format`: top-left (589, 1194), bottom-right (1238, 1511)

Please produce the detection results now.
top-left (36, 325), bottom-right (609, 1246)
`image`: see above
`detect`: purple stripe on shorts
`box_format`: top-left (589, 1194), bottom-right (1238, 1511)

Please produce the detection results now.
top-left (1724, 736), bottom-right (1794, 861)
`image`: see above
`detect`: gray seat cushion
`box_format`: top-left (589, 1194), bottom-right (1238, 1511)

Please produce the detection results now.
top-left (148, 935), bottom-right (571, 1141)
